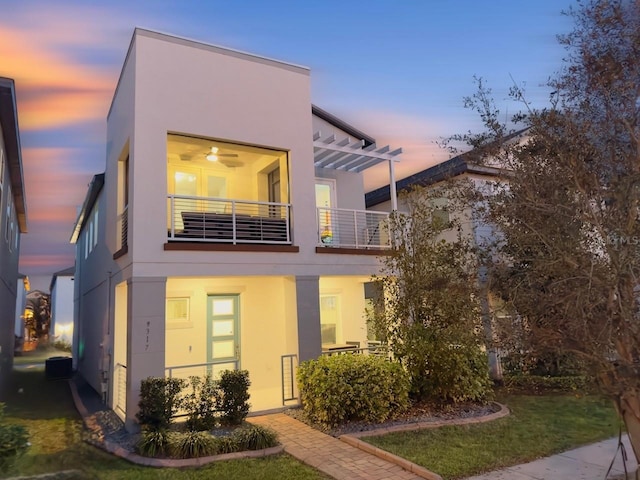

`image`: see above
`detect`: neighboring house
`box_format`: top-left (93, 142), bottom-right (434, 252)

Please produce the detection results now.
top-left (366, 154), bottom-right (509, 379)
top-left (0, 77), bottom-right (28, 395)
top-left (14, 273), bottom-right (28, 352)
top-left (49, 266), bottom-right (75, 346)
top-left (71, 28), bottom-right (401, 431)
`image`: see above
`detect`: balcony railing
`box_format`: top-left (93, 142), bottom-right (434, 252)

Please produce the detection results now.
top-left (168, 195), bottom-right (291, 244)
top-left (316, 207), bottom-right (390, 249)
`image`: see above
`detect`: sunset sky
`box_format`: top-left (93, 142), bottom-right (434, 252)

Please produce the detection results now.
top-left (1, 0), bottom-right (574, 289)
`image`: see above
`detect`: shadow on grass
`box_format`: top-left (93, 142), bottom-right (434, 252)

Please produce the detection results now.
top-left (2, 369), bottom-right (79, 420)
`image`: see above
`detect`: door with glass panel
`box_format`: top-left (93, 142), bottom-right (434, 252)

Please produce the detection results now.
top-left (315, 179), bottom-right (337, 244)
top-left (207, 295), bottom-right (240, 376)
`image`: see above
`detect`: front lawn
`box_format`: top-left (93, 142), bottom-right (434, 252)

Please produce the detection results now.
top-left (364, 392), bottom-right (620, 480)
top-left (0, 369), bottom-right (329, 480)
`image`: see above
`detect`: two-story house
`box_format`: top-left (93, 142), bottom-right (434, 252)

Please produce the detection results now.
top-left (0, 77), bottom-right (28, 396)
top-left (71, 28), bottom-right (401, 430)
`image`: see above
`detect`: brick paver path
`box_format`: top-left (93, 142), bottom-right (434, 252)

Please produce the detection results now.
top-left (249, 413), bottom-right (424, 480)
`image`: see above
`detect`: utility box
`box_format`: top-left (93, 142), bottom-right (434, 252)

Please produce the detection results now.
top-left (45, 356), bottom-right (72, 379)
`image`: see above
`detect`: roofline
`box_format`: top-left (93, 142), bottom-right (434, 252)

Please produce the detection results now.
top-left (312, 105), bottom-right (375, 147)
top-left (49, 265), bottom-right (75, 292)
top-left (365, 154), bottom-right (506, 208)
top-left (0, 77), bottom-right (27, 232)
top-left (70, 173), bottom-right (104, 244)
top-left (108, 28), bottom-right (310, 119)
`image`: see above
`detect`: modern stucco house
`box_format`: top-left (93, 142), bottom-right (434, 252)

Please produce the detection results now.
top-left (50, 266), bottom-right (75, 347)
top-left (0, 77), bottom-right (27, 396)
top-left (71, 28), bottom-right (401, 430)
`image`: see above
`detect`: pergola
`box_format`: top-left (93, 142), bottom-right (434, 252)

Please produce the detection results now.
top-left (312, 131), bottom-right (402, 210)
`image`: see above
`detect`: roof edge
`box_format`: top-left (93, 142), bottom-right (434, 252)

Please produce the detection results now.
top-left (312, 105), bottom-right (376, 147)
top-left (0, 77), bottom-right (27, 232)
top-left (70, 173), bottom-right (105, 244)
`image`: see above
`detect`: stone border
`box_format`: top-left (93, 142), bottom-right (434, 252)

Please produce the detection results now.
top-left (338, 402), bottom-right (510, 480)
top-left (67, 379), bottom-right (284, 468)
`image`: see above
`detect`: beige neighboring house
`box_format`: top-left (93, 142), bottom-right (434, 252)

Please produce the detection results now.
top-left (0, 77), bottom-right (27, 395)
top-left (70, 28), bottom-right (402, 431)
top-left (365, 153), bottom-right (510, 379)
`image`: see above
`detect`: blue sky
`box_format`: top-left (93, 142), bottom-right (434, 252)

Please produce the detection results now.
top-left (0, 0), bottom-right (574, 285)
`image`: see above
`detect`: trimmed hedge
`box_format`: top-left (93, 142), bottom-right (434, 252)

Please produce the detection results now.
top-left (297, 354), bottom-right (410, 427)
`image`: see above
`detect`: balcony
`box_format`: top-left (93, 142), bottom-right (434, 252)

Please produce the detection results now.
top-left (316, 207), bottom-right (390, 250)
top-left (168, 195), bottom-right (291, 244)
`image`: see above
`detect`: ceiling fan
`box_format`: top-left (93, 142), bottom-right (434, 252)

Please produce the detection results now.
top-left (179, 146), bottom-right (243, 167)
top-left (205, 146), bottom-right (238, 162)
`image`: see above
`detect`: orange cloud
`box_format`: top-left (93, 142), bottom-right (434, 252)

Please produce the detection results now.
top-left (0, 24), bottom-right (114, 130)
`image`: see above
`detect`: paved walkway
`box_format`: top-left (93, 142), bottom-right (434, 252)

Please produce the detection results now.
top-left (250, 413), bottom-right (428, 480)
top-left (464, 435), bottom-right (637, 480)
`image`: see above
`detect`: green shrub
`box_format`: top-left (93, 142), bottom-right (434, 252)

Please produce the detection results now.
top-left (217, 370), bottom-right (251, 426)
top-left (216, 435), bottom-right (236, 454)
top-left (182, 375), bottom-right (218, 432)
top-left (231, 425), bottom-right (278, 451)
top-left (297, 354), bottom-right (410, 427)
top-left (407, 342), bottom-right (493, 404)
top-left (135, 428), bottom-right (169, 457)
top-left (136, 377), bottom-right (186, 431)
top-left (167, 431), bottom-right (218, 459)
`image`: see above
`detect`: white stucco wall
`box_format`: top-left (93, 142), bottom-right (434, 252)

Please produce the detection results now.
top-left (51, 275), bottom-right (74, 344)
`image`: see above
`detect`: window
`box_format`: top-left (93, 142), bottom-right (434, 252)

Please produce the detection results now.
top-left (320, 294), bottom-right (340, 345)
top-left (93, 207), bottom-right (99, 248)
top-left (166, 297), bottom-right (191, 329)
top-left (117, 153), bottom-right (129, 250)
top-left (4, 185), bottom-right (11, 244)
top-left (268, 167), bottom-right (281, 203)
top-left (166, 133), bottom-right (289, 220)
top-left (84, 204), bottom-right (99, 258)
top-left (0, 146), bottom-right (4, 188)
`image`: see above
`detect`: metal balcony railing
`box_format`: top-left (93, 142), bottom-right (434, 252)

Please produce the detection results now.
top-left (316, 207), bottom-right (390, 249)
top-left (168, 195), bottom-right (291, 244)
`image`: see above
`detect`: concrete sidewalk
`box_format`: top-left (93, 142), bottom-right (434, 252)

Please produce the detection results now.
top-left (464, 435), bottom-right (637, 480)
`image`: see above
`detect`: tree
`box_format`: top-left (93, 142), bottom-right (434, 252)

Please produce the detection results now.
top-left (24, 291), bottom-right (51, 340)
top-left (370, 184), bottom-right (492, 403)
top-left (459, 0), bottom-right (640, 464)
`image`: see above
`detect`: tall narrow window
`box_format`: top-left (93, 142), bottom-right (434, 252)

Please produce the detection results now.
top-left (268, 167), bottom-right (280, 203)
top-left (118, 154), bottom-right (129, 251)
top-left (4, 186), bottom-right (11, 243)
top-left (0, 146), bottom-right (4, 189)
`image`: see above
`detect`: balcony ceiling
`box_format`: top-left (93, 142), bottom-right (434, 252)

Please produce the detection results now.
top-left (312, 131), bottom-right (401, 173)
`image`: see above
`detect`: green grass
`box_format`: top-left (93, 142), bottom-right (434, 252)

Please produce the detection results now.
top-left (0, 369), bottom-right (330, 480)
top-left (364, 392), bottom-right (621, 480)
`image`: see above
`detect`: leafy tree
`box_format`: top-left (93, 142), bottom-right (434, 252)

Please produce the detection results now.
top-left (370, 184), bottom-right (492, 403)
top-left (458, 0), bottom-right (640, 463)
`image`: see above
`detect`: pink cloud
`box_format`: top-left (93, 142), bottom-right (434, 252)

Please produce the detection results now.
top-left (349, 110), bottom-right (457, 190)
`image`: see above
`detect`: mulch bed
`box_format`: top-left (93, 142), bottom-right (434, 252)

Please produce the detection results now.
top-left (285, 400), bottom-right (500, 437)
